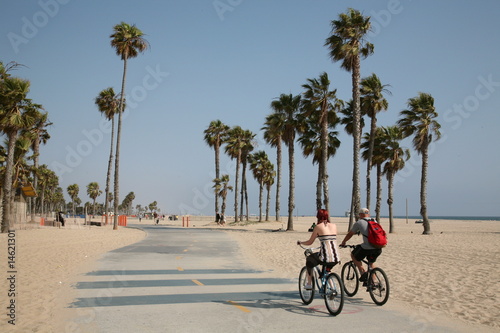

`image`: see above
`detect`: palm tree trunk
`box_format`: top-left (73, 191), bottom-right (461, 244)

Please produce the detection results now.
top-left (421, 142), bottom-right (431, 234)
top-left (214, 144), bottom-right (220, 219)
top-left (240, 159), bottom-right (246, 220)
top-left (316, 166), bottom-right (322, 211)
top-left (275, 141), bottom-right (282, 222)
top-left (1, 132), bottom-right (18, 233)
top-left (321, 102), bottom-right (330, 213)
top-left (366, 116), bottom-right (377, 210)
top-left (265, 185), bottom-right (271, 221)
top-left (375, 163), bottom-right (382, 223)
top-left (387, 171), bottom-right (394, 233)
top-left (258, 182), bottom-right (263, 222)
top-left (105, 117), bottom-right (114, 225)
top-left (32, 138), bottom-right (40, 222)
top-left (287, 141), bottom-right (295, 231)
top-left (234, 154), bottom-right (241, 222)
top-left (114, 56), bottom-right (128, 230)
top-left (351, 57), bottom-right (362, 219)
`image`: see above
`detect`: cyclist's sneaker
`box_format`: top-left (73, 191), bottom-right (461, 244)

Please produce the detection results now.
top-left (305, 283), bottom-right (313, 290)
top-left (360, 272), bottom-right (368, 282)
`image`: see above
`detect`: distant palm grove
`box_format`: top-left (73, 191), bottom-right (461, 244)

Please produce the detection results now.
top-left (0, 22), bottom-right (154, 233)
top-left (204, 8), bottom-right (440, 234)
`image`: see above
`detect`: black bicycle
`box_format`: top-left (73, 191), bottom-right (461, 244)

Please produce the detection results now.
top-left (340, 245), bottom-right (389, 306)
top-left (298, 245), bottom-right (344, 315)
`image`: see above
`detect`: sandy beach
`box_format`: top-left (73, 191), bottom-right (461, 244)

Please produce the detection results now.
top-left (0, 216), bottom-right (498, 332)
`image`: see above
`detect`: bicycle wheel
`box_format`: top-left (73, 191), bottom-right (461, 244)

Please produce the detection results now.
top-left (341, 262), bottom-right (359, 297)
top-left (298, 266), bottom-right (314, 304)
top-left (368, 267), bottom-right (390, 306)
top-left (324, 273), bottom-right (344, 316)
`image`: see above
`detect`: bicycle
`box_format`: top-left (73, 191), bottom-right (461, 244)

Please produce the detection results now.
top-left (298, 245), bottom-right (344, 315)
top-left (340, 245), bottom-right (389, 306)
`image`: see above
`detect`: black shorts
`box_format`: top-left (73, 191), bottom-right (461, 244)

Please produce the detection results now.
top-left (352, 245), bottom-right (382, 263)
top-left (306, 253), bottom-right (337, 275)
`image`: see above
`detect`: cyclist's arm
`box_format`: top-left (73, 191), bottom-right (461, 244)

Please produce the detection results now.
top-left (298, 227), bottom-right (319, 246)
top-left (340, 231), bottom-right (355, 247)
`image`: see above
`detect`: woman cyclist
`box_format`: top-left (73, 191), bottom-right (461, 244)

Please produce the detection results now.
top-left (297, 209), bottom-right (340, 289)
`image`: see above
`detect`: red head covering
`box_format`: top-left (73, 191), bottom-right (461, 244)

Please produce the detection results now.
top-left (316, 209), bottom-right (330, 223)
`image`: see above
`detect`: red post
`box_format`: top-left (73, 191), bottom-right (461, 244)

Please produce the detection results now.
top-left (40, 217), bottom-right (44, 226)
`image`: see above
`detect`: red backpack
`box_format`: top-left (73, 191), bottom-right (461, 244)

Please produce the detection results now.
top-left (364, 219), bottom-right (387, 248)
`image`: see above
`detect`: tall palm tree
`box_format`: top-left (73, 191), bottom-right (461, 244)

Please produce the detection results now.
top-left (263, 165), bottom-right (275, 222)
top-left (397, 92), bottom-right (441, 235)
top-left (262, 112), bottom-right (285, 222)
top-left (239, 129), bottom-right (256, 221)
top-left (204, 120), bottom-right (230, 219)
top-left (224, 126), bottom-right (246, 222)
top-left (86, 182), bottom-right (102, 216)
top-left (213, 174), bottom-right (232, 218)
top-left (360, 73), bottom-right (390, 210)
top-left (22, 108), bottom-right (51, 219)
top-left (301, 72), bottom-right (343, 212)
top-left (110, 22), bottom-right (149, 230)
top-left (95, 87), bottom-right (120, 224)
top-left (325, 8), bottom-right (374, 228)
top-left (361, 128), bottom-right (386, 222)
top-left (340, 100), bottom-right (365, 222)
top-left (381, 126), bottom-right (410, 233)
top-left (271, 93), bottom-right (302, 231)
top-left (67, 184), bottom-right (79, 220)
top-left (298, 110), bottom-right (341, 212)
top-left (249, 150), bottom-right (272, 222)
top-left (0, 76), bottom-right (34, 232)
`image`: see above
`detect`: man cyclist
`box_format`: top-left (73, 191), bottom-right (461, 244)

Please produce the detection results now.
top-left (339, 208), bottom-right (382, 284)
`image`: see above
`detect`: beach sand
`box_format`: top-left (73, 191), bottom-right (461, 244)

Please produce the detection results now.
top-left (0, 216), bottom-right (498, 331)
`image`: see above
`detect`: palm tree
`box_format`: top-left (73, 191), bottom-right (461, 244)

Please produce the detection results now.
top-left (224, 126), bottom-right (246, 222)
top-left (298, 111), bottom-right (341, 212)
top-left (262, 112), bottom-right (285, 222)
top-left (263, 165), bottom-right (276, 222)
top-left (0, 75), bottom-right (34, 232)
top-left (361, 128), bottom-right (385, 222)
top-left (381, 126), bottom-right (410, 233)
top-left (301, 72), bottom-right (343, 212)
top-left (397, 92), bottom-right (441, 234)
top-left (340, 100), bottom-right (365, 223)
top-left (270, 93), bottom-right (302, 231)
top-left (239, 129), bottom-right (256, 221)
top-left (67, 184), bottom-right (79, 220)
top-left (325, 8), bottom-right (374, 228)
top-left (213, 174), bottom-right (232, 218)
top-left (95, 87), bottom-right (120, 224)
top-left (204, 120), bottom-right (230, 219)
top-left (110, 22), bottom-right (149, 230)
top-left (22, 108), bottom-right (51, 219)
top-left (360, 73), bottom-right (390, 210)
top-left (86, 182), bottom-right (102, 216)
top-left (249, 150), bottom-right (272, 222)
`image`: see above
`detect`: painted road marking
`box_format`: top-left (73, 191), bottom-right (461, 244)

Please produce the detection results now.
top-left (227, 301), bottom-right (251, 313)
top-left (175, 256), bottom-right (183, 260)
top-left (177, 267), bottom-right (184, 271)
top-left (192, 279), bottom-right (204, 286)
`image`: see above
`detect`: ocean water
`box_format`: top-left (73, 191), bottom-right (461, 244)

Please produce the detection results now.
top-left (391, 216), bottom-right (499, 221)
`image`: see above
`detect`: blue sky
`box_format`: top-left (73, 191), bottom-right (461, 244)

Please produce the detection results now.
top-left (1, 0), bottom-right (499, 218)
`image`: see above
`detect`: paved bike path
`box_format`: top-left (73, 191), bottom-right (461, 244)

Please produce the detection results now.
top-left (66, 224), bottom-right (495, 333)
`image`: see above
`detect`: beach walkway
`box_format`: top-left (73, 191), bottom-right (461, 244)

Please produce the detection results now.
top-left (66, 224), bottom-right (492, 332)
